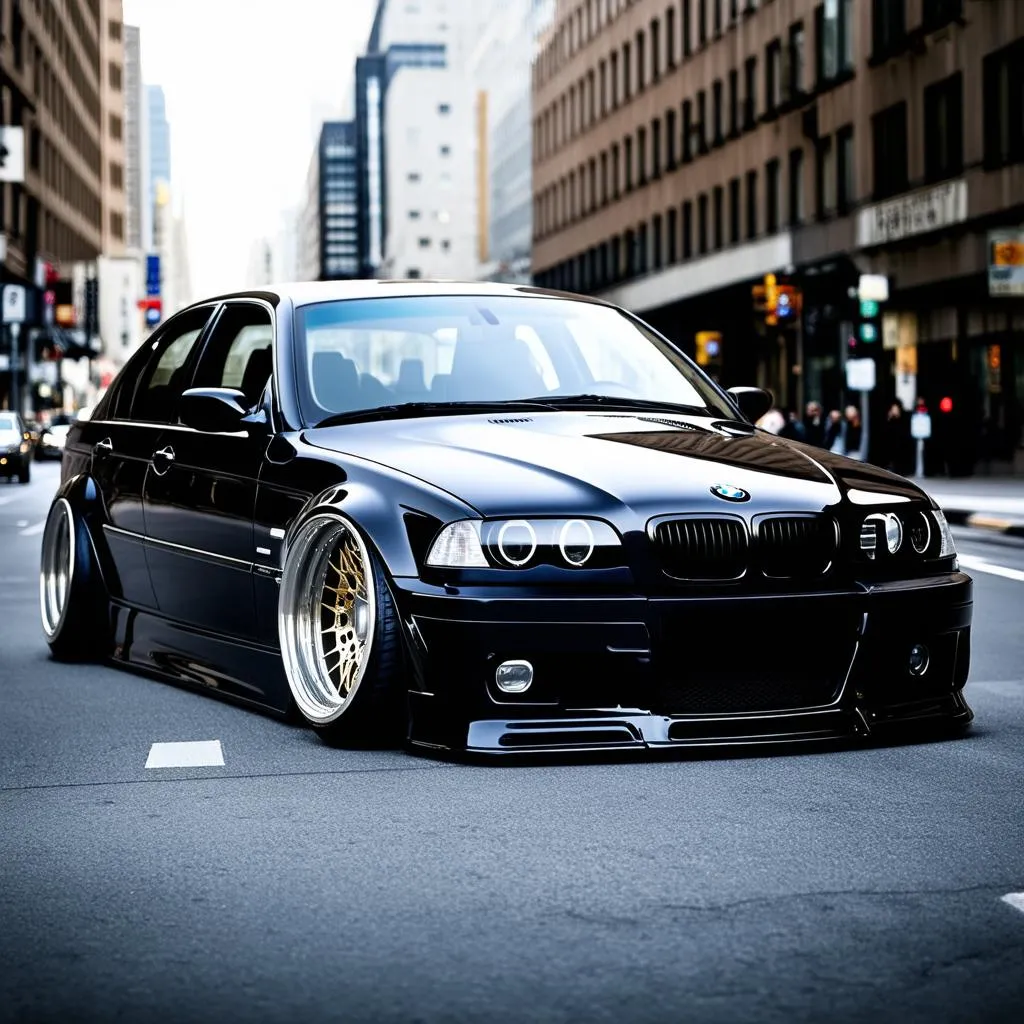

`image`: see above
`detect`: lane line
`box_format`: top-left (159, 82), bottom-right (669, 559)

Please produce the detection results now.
top-left (958, 554), bottom-right (1024, 583)
top-left (1001, 893), bottom-right (1024, 914)
top-left (18, 520), bottom-right (45, 537)
top-left (145, 740), bottom-right (224, 769)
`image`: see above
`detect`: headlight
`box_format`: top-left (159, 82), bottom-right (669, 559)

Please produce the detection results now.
top-left (426, 517), bottom-right (622, 569)
top-left (932, 509), bottom-right (956, 558)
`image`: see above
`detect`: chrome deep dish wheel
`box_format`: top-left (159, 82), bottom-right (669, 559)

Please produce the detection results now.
top-left (279, 514), bottom-right (377, 724)
top-left (40, 498), bottom-right (75, 640)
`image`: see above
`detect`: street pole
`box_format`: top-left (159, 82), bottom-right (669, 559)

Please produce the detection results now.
top-left (9, 321), bottom-right (20, 416)
top-left (859, 386), bottom-right (870, 462)
top-left (914, 438), bottom-right (925, 480)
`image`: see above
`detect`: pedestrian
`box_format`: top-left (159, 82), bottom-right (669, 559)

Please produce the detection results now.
top-left (803, 401), bottom-right (826, 447)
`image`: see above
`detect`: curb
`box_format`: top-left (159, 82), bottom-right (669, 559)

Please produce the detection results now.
top-left (942, 509), bottom-right (1024, 538)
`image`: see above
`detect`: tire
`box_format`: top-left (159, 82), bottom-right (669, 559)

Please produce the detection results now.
top-left (39, 498), bottom-right (109, 662)
top-left (18, 460), bottom-right (30, 484)
top-left (278, 511), bottom-right (404, 746)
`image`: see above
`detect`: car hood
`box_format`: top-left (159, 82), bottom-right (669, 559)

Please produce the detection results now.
top-left (304, 412), bottom-right (928, 518)
top-left (0, 430), bottom-right (21, 447)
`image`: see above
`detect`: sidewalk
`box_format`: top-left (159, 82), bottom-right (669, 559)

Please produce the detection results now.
top-left (915, 477), bottom-right (1024, 538)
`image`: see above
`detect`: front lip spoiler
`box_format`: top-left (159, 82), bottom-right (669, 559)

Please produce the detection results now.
top-left (425, 693), bottom-right (974, 757)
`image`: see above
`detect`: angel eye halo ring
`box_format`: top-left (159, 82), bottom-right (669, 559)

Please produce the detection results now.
top-left (558, 518), bottom-right (595, 567)
top-left (496, 520), bottom-right (537, 566)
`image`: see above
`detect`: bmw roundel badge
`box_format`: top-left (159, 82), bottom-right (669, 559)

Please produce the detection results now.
top-left (711, 483), bottom-right (750, 502)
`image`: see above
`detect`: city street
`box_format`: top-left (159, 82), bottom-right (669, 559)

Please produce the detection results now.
top-left (2, 462), bottom-right (1023, 1024)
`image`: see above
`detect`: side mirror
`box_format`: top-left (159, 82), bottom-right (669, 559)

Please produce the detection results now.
top-left (179, 387), bottom-right (257, 433)
top-left (727, 386), bottom-right (775, 424)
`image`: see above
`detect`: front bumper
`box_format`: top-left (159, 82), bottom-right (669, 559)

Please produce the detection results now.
top-left (394, 573), bottom-right (974, 755)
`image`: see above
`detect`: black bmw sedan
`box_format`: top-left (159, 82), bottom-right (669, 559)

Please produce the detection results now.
top-left (39, 281), bottom-right (973, 756)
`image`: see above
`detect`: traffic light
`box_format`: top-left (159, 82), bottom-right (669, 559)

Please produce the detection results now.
top-left (695, 331), bottom-right (722, 367)
top-left (764, 274), bottom-right (779, 325)
top-left (853, 295), bottom-right (882, 358)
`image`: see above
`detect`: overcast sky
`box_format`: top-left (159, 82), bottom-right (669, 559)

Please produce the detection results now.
top-left (122, 0), bottom-right (376, 297)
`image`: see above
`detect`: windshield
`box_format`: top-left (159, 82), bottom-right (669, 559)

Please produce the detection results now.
top-left (294, 295), bottom-right (732, 426)
top-left (0, 414), bottom-right (18, 433)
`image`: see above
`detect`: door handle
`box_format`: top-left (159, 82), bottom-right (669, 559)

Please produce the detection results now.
top-left (93, 437), bottom-right (113, 455)
top-left (151, 445), bottom-right (176, 475)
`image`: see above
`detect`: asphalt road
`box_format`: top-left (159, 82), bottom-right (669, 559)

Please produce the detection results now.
top-left (2, 462), bottom-right (1023, 1024)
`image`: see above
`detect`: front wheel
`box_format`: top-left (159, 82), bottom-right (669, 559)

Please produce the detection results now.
top-left (278, 511), bottom-right (404, 746)
top-left (18, 460), bottom-right (30, 484)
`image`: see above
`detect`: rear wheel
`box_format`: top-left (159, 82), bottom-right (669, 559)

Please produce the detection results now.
top-left (278, 512), bottom-right (403, 746)
top-left (39, 498), bottom-right (108, 661)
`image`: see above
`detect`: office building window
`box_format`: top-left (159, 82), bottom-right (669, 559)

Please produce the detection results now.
top-left (728, 69), bottom-right (739, 135)
top-left (438, 103), bottom-right (451, 114)
top-left (418, 237), bottom-right (431, 248)
top-left (624, 136), bottom-right (633, 190)
top-left (698, 193), bottom-right (709, 253)
top-left (744, 56), bottom-right (757, 128)
top-left (110, 161), bottom-right (123, 190)
top-left (713, 185), bottom-right (724, 249)
top-left (668, 207), bottom-right (679, 263)
top-left (111, 211), bottom-right (124, 239)
top-left (788, 147), bottom-right (804, 225)
top-left (653, 213), bottom-right (664, 269)
top-left (714, 0), bottom-right (723, 35)
top-left (683, 0), bottom-right (692, 56)
top-left (600, 151), bottom-right (608, 203)
top-left (610, 51), bottom-right (619, 107)
top-left (682, 200), bottom-right (693, 258)
top-left (713, 80), bottom-right (723, 143)
top-left (651, 20), bottom-right (661, 80)
top-left (871, 0), bottom-right (905, 60)
top-left (109, 19), bottom-right (122, 40)
top-left (698, 0), bottom-right (707, 45)
top-left (440, 145), bottom-right (451, 156)
top-left (696, 90), bottom-right (707, 152)
top-left (789, 22), bottom-right (805, 97)
top-left (611, 142), bottom-right (621, 196)
top-left (766, 40), bottom-right (782, 112)
top-left (666, 7), bottom-right (676, 67)
top-left (924, 72), bottom-right (963, 182)
top-left (622, 42), bottom-right (631, 100)
top-left (666, 108), bottom-right (677, 167)
top-left (921, 0), bottom-right (963, 32)
top-left (109, 114), bottom-right (123, 140)
top-left (983, 40), bottom-right (1024, 168)
top-left (683, 100), bottom-right (693, 161)
top-left (729, 177), bottom-right (741, 243)
top-left (836, 124), bottom-right (854, 212)
top-left (815, 136), bottom-right (835, 217)
top-left (765, 158), bottom-right (780, 232)
top-left (816, 0), bottom-right (853, 85)
top-left (407, 268), bottom-right (422, 278)
top-left (409, 210), bottom-right (422, 219)
top-left (746, 169), bottom-right (758, 238)
top-left (872, 101), bottom-right (908, 199)
top-left (109, 62), bottom-right (122, 89)
top-left (637, 31), bottom-right (647, 90)
top-left (637, 127), bottom-right (647, 183)
top-left (652, 117), bottom-right (662, 175)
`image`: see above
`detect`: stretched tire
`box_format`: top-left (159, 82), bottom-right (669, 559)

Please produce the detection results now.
top-left (278, 511), bottom-right (403, 746)
top-left (39, 498), bottom-right (109, 661)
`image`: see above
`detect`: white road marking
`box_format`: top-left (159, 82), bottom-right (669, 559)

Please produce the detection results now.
top-left (145, 740), bottom-right (224, 769)
top-left (18, 520), bottom-right (45, 537)
top-left (1001, 893), bottom-right (1024, 914)
top-left (958, 554), bottom-right (1024, 583)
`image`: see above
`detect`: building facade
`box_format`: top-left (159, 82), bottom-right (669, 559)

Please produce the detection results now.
top-left (99, 0), bottom-right (127, 256)
top-left (531, 0), bottom-right (1024, 475)
top-left (122, 23), bottom-right (148, 254)
top-left (146, 85), bottom-right (170, 251)
top-left (1, 0), bottom-right (107, 414)
top-left (354, 0), bottom-right (491, 280)
top-left (471, 0), bottom-right (556, 282)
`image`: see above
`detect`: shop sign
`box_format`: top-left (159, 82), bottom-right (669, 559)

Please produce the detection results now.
top-left (911, 412), bottom-right (932, 440)
top-left (988, 230), bottom-right (1024, 296)
top-left (856, 179), bottom-right (967, 248)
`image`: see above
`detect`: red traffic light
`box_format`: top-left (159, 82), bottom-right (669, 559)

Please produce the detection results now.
top-left (939, 396), bottom-right (953, 414)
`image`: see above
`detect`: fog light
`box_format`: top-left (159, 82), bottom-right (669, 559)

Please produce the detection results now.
top-left (495, 659), bottom-right (533, 693)
top-left (908, 644), bottom-right (930, 676)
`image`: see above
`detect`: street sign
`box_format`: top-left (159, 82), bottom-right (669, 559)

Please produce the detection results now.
top-left (988, 229), bottom-right (1024, 296)
top-left (845, 357), bottom-right (876, 392)
top-left (0, 126), bottom-right (26, 183)
top-left (1, 284), bottom-right (27, 323)
top-left (911, 411), bottom-right (932, 440)
top-left (146, 254), bottom-right (161, 297)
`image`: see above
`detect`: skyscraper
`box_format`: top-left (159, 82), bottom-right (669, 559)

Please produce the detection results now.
top-left (146, 85), bottom-right (171, 252)
top-left (123, 24), bottom-right (148, 254)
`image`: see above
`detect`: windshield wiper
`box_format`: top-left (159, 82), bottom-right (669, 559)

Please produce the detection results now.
top-left (311, 399), bottom-right (556, 429)
top-left (520, 394), bottom-right (713, 417)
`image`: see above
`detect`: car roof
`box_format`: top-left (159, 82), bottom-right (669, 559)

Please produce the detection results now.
top-left (182, 279), bottom-right (618, 311)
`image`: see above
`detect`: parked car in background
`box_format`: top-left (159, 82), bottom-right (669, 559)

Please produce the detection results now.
top-left (36, 414), bottom-right (76, 461)
top-left (0, 411), bottom-right (32, 483)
